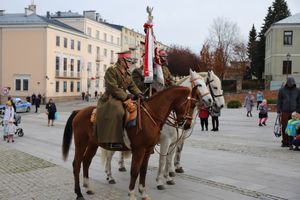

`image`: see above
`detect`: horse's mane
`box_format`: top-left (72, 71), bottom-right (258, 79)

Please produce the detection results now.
top-left (145, 86), bottom-right (188, 102)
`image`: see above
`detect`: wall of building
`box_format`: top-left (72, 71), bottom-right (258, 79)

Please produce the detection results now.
top-left (1, 27), bottom-right (46, 100)
top-left (265, 26), bottom-right (300, 82)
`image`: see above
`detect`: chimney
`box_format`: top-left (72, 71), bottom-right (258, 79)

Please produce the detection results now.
top-left (28, 3), bottom-right (36, 14)
top-left (96, 13), bottom-right (99, 21)
top-left (25, 7), bottom-right (34, 16)
top-left (46, 11), bottom-right (50, 18)
top-left (0, 10), bottom-right (5, 16)
top-left (83, 10), bottom-right (96, 20)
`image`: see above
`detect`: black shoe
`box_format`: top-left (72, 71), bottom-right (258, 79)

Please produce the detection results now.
top-left (206, 128), bottom-right (208, 131)
top-left (281, 143), bottom-right (288, 147)
top-left (293, 147), bottom-right (300, 151)
top-left (259, 123), bottom-right (262, 126)
top-left (201, 128), bottom-right (204, 131)
top-left (289, 146), bottom-right (293, 150)
top-left (262, 122), bottom-right (266, 126)
top-left (215, 128), bottom-right (219, 131)
top-left (211, 128), bottom-right (215, 131)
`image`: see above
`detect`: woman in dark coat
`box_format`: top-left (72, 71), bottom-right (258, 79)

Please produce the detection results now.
top-left (46, 98), bottom-right (57, 126)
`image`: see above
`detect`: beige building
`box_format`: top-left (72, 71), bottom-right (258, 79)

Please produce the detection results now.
top-left (51, 10), bottom-right (122, 94)
top-left (0, 5), bottom-right (88, 103)
top-left (0, 4), bottom-right (170, 103)
top-left (265, 12), bottom-right (300, 90)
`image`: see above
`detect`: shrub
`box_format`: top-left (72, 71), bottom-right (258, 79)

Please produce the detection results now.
top-left (227, 100), bottom-right (242, 108)
top-left (267, 99), bottom-right (277, 104)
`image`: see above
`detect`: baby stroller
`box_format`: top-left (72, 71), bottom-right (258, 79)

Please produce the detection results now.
top-left (1, 112), bottom-right (24, 139)
top-left (14, 113), bottom-right (24, 137)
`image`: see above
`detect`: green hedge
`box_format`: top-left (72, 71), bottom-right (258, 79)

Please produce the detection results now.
top-left (267, 99), bottom-right (277, 104)
top-left (227, 100), bottom-right (242, 108)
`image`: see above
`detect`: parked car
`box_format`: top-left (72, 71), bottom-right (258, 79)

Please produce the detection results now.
top-left (0, 98), bottom-right (31, 113)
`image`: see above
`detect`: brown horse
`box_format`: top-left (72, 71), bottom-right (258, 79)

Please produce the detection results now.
top-left (62, 86), bottom-right (194, 200)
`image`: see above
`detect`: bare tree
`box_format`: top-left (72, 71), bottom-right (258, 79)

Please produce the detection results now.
top-left (233, 41), bottom-right (248, 62)
top-left (207, 17), bottom-right (241, 76)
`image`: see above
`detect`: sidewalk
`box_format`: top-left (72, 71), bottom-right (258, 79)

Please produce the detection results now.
top-left (0, 107), bottom-right (299, 200)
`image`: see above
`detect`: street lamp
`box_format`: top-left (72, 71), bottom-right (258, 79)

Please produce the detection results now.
top-left (286, 52), bottom-right (291, 79)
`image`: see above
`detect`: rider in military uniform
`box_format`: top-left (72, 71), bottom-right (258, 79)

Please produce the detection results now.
top-left (94, 51), bottom-right (141, 149)
top-left (159, 49), bottom-right (174, 87)
top-left (132, 49), bottom-right (174, 94)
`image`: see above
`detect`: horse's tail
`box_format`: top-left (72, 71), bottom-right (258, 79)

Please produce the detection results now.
top-left (62, 110), bottom-right (79, 161)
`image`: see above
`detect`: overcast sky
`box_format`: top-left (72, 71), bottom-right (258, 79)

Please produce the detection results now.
top-left (2, 0), bottom-right (300, 53)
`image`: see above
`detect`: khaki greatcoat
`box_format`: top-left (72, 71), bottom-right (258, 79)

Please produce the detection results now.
top-left (94, 63), bottom-right (141, 143)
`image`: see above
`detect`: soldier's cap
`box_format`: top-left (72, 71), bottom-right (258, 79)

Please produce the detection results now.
top-left (117, 51), bottom-right (136, 63)
top-left (159, 49), bottom-right (168, 57)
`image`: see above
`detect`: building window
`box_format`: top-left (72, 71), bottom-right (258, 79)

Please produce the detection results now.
top-left (55, 56), bottom-right (60, 76)
top-left (23, 79), bottom-right (28, 91)
top-left (70, 81), bottom-right (74, 92)
top-left (117, 37), bottom-right (120, 45)
top-left (56, 36), bottom-right (60, 46)
top-left (111, 50), bottom-right (114, 61)
top-left (87, 27), bottom-right (92, 36)
top-left (63, 58), bottom-right (67, 70)
top-left (88, 44), bottom-right (92, 53)
top-left (55, 81), bottom-right (59, 93)
top-left (96, 46), bottom-right (100, 57)
top-left (104, 33), bottom-right (107, 41)
top-left (87, 62), bottom-right (92, 72)
top-left (104, 48), bottom-right (107, 57)
top-left (77, 41), bottom-right (81, 51)
top-left (96, 30), bottom-right (100, 39)
top-left (77, 60), bottom-right (81, 72)
top-left (63, 81), bottom-right (67, 92)
top-left (64, 38), bottom-right (67, 48)
top-left (70, 59), bottom-right (74, 77)
top-left (15, 79), bottom-right (21, 91)
top-left (96, 63), bottom-right (100, 76)
top-left (77, 82), bottom-right (80, 92)
top-left (104, 64), bottom-right (107, 71)
top-left (283, 31), bottom-right (293, 45)
top-left (283, 60), bottom-right (292, 75)
top-left (96, 80), bottom-right (99, 88)
top-left (15, 77), bottom-right (29, 91)
top-left (71, 39), bottom-right (74, 49)
top-left (110, 35), bottom-right (113, 43)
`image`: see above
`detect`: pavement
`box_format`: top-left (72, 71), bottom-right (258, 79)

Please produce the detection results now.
top-left (0, 100), bottom-right (299, 200)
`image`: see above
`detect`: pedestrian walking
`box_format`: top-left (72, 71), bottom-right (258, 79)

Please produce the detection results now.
top-left (256, 91), bottom-right (263, 110)
top-left (244, 91), bottom-right (255, 117)
top-left (3, 101), bottom-right (15, 142)
top-left (35, 96), bottom-right (41, 113)
top-left (81, 91), bottom-right (85, 101)
top-left (258, 99), bottom-right (268, 126)
top-left (277, 76), bottom-right (300, 147)
top-left (94, 90), bottom-right (98, 99)
top-left (7, 96), bottom-right (16, 112)
top-left (31, 93), bottom-right (36, 105)
top-left (210, 105), bottom-right (221, 131)
top-left (45, 98), bottom-right (57, 127)
top-left (198, 104), bottom-right (209, 131)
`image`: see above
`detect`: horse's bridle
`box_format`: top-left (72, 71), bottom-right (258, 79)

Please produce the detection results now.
top-left (206, 76), bottom-right (223, 102)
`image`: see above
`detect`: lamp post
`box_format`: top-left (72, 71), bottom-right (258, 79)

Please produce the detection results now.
top-left (286, 52), bottom-right (291, 79)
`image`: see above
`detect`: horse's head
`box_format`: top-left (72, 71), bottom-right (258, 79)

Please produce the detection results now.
top-left (206, 70), bottom-right (225, 109)
top-left (190, 69), bottom-right (213, 107)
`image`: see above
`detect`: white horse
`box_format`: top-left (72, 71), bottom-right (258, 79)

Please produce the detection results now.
top-left (172, 70), bottom-right (225, 174)
top-left (101, 70), bottom-right (213, 190)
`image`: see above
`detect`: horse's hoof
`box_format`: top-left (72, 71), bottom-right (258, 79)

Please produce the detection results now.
top-left (83, 183), bottom-right (88, 188)
top-left (76, 197), bottom-right (85, 200)
top-left (142, 196), bottom-right (151, 200)
top-left (166, 180), bottom-right (176, 185)
top-left (86, 190), bottom-right (94, 195)
top-left (175, 167), bottom-right (184, 173)
top-left (108, 179), bottom-right (116, 184)
top-left (157, 185), bottom-right (165, 190)
top-left (169, 172), bottom-right (176, 177)
top-left (119, 167), bottom-right (126, 172)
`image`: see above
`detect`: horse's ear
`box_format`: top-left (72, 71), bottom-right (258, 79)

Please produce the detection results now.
top-left (189, 68), bottom-right (194, 74)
